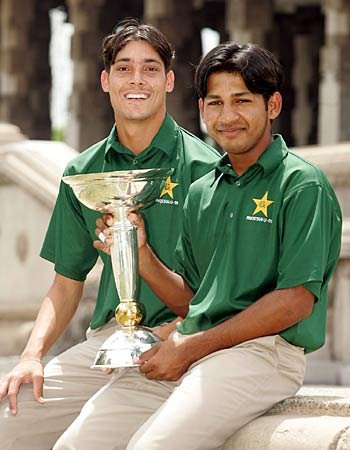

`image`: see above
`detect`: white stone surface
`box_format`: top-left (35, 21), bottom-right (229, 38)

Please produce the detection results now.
top-left (224, 415), bottom-right (350, 450)
top-left (0, 133), bottom-right (78, 354)
top-left (0, 139), bottom-right (78, 306)
top-left (339, 365), bottom-right (350, 386)
top-left (224, 386), bottom-right (350, 450)
top-left (304, 359), bottom-right (339, 385)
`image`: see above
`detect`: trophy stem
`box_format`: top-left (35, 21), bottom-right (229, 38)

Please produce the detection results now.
top-left (110, 207), bottom-right (139, 306)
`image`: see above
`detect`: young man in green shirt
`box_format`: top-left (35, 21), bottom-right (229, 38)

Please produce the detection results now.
top-left (0, 20), bottom-right (219, 449)
top-left (91, 43), bottom-right (342, 450)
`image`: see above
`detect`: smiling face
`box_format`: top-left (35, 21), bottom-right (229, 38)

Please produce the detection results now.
top-left (101, 40), bottom-right (174, 126)
top-left (199, 71), bottom-right (282, 172)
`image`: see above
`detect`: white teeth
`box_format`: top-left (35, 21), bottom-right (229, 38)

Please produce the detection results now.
top-left (126, 93), bottom-right (148, 99)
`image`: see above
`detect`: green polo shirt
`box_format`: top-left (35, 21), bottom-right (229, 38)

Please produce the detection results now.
top-left (175, 135), bottom-right (342, 353)
top-left (40, 114), bottom-right (220, 329)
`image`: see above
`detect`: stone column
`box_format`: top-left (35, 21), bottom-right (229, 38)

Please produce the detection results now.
top-left (65, 0), bottom-right (107, 152)
top-left (144, 0), bottom-right (202, 135)
top-left (319, 0), bottom-right (350, 144)
top-left (225, 0), bottom-right (273, 45)
top-left (0, 0), bottom-right (51, 139)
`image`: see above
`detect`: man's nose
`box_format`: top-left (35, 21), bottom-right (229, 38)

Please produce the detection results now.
top-left (220, 103), bottom-right (239, 121)
top-left (129, 68), bottom-right (145, 84)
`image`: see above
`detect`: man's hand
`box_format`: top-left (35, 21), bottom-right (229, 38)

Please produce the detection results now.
top-left (152, 318), bottom-right (183, 341)
top-left (0, 360), bottom-right (44, 415)
top-left (93, 214), bottom-right (114, 255)
top-left (136, 334), bottom-right (194, 381)
top-left (93, 212), bottom-right (148, 255)
top-left (127, 211), bottom-right (147, 249)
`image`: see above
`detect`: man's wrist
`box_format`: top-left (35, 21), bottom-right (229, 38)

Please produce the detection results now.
top-left (138, 243), bottom-right (157, 275)
top-left (19, 358), bottom-right (43, 364)
top-left (20, 350), bottom-right (44, 363)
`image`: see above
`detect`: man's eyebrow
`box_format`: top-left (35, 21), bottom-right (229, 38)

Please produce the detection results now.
top-left (144, 58), bottom-right (162, 65)
top-left (205, 91), bottom-right (253, 99)
top-left (114, 57), bottom-right (162, 65)
top-left (206, 94), bottom-right (220, 98)
top-left (233, 91), bottom-right (252, 97)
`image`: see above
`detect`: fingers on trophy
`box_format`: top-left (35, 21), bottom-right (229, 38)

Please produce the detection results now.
top-left (63, 168), bottom-right (173, 368)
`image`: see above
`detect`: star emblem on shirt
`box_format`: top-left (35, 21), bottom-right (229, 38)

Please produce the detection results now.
top-left (252, 191), bottom-right (274, 217)
top-left (160, 176), bottom-right (179, 199)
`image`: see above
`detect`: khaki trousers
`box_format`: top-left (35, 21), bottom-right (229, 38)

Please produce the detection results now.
top-left (0, 325), bottom-right (305, 450)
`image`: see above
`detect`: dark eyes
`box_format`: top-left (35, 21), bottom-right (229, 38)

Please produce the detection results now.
top-left (115, 66), bottom-right (159, 72)
top-left (207, 99), bottom-right (250, 106)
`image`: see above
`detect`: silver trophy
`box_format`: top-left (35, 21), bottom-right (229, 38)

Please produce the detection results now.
top-left (63, 168), bottom-right (173, 368)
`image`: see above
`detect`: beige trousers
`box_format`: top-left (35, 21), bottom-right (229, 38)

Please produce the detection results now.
top-left (0, 324), bottom-right (305, 450)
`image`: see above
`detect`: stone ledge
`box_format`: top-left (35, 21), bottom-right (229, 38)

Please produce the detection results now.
top-left (224, 386), bottom-right (350, 450)
top-left (270, 386), bottom-right (350, 417)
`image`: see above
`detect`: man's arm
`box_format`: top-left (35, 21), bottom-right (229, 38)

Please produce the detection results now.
top-left (125, 214), bottom-right (314, 380)
top-left (137, 285), bottom-right (314, 381)
top-left (0, 273), bottom-right (84, 415)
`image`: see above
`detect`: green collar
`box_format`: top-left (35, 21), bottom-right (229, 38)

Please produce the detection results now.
top-left (104, 113), bottom-right (178, 161)
top-left (216, 134), bottom-right (288, 179)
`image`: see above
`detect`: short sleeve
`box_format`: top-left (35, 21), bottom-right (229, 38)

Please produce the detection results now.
top-left (276, 183), bottom-right (341, 298)
top-left (173, 196), bottom-right (201, 292)
top-left (40, 178), bottom-right (98, 281)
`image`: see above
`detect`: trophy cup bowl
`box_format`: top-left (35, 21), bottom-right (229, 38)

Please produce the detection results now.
top-left (62, 168), bottom-right (173, 368)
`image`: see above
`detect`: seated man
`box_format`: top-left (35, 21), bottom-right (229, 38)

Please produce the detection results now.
top-left (0, 19), bottom-right (219, 450)
top-left (89, 42), bottom-right (342, 450)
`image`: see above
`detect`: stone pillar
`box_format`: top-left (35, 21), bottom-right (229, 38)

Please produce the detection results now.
top-left (319, 0), bottom-right (350, 144)
top-left (0, 0), bottom-right (51, 139)
top-left (291, 35), bottom-right (313, 146)
top-left (144, 0), bottom-right (202, 135)
top-left (65, 0), bottom-right (108, 152)
top-left (225, 0), bottom-right (273, 45)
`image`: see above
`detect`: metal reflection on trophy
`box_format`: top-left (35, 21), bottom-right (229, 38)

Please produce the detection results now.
top-left (63, 168), bottom-right (173, 368)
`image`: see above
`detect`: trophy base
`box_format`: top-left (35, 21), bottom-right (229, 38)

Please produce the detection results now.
top-left (91, 327), bottom-right (161, 369)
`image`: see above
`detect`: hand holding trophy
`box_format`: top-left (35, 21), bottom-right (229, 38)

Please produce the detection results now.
top-left (63, 168), bottom-right (172, 368)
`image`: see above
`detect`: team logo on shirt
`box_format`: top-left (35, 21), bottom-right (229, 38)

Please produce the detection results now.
top-left (156, 176), bottom-right (179, 206)
top-left (246, 191), bottom-right (274, 224)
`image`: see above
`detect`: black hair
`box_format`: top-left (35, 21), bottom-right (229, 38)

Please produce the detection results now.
top-left (195, 42), bottom-right (284, 102)
top-left (102, 18), bottom-right (175, 72)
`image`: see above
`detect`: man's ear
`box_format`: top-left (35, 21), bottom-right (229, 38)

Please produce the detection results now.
top-left (268, 92), bottom-right (282, 120)
top-left (166, 70), bottom-right (175, 93)
top-left (198, 98), bottom-right (204, 120)
top-left (101, 70), bottom-right (110, 93)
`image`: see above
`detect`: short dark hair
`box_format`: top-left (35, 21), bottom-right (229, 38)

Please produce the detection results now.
top-left (195, 42), bottom-right (284, 102)
top-left (102, 18), bottom-right (175, 72)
